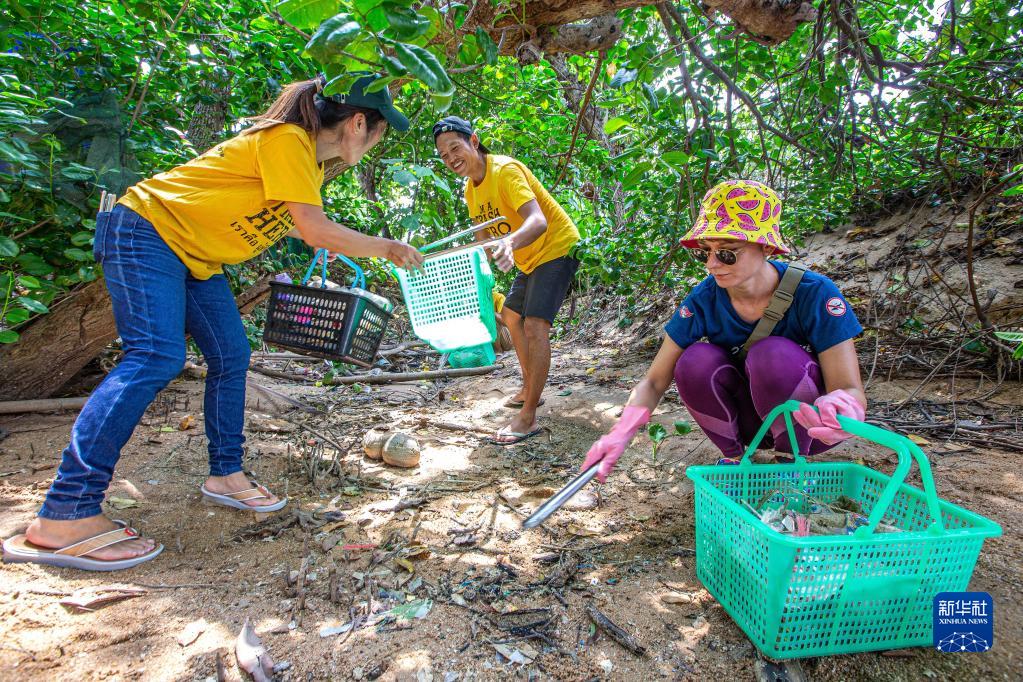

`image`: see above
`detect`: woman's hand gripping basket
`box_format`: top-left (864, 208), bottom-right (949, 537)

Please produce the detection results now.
top-left (685, 400), bottom-right (1002, 659)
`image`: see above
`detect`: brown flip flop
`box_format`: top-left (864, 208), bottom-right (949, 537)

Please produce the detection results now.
top-left (2, 520), bottom-right (163, 572)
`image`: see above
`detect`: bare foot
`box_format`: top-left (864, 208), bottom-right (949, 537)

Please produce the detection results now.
top-left (25, 515), bottom-right (157, 561)
top-left (203, 472), bottom-right (281, 508)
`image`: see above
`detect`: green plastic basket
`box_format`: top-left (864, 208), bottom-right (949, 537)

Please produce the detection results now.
top-left (685, 400), bottom-right (1002, 660)
top-left (393, 246), bottom-right (497, 358)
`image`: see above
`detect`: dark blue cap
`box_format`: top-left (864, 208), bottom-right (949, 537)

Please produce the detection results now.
top-left (433, 116), bottom-right (489, 153)
top-left (318, 74), bottom-right (409, 132)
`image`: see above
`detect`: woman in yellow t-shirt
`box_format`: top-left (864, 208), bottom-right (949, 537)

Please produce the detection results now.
top-left (4, 76), bottom-right (423, 572)
top-left (434, 116), bottom-right (580, 445)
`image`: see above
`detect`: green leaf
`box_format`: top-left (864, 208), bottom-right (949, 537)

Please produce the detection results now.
top-left (609, 68), bottom-right (638, 88)
top-left (674, 420), bottom-right (692, 435)
top-left (994, 331), bottom-right (1023, 360)
top-left (648, 422), bottom-right (668, 444)
top-left (642, 82), bottom-right (659, 110)
top-left (432, 88), bottom-right (454, 113)
top-left (621, 161), bottom-right (653, 190)
top-left (323, 73), bottom-right (362, 97)
top-left (603, 116), bottom-right (631, 134)
top-left (475, 28), bottom-right (497, 65)
top-left (1004, 184), bottom-right (1023, 197)
top-left (305, 14), bottom-right (362, 64)
top-left (363, 75), bottom-right (398, 93)
top-left (59, 163), bottom-right (96, 180)
top-left (660, 151), bottom-right (690, 169)
top-left (16, 296), bottom-right (48, 313)
top-left (17, 253), bottom-right (54, 276)
top-left (5, 307), bottom-right (29, 324)
top-left (71, 231), bottom-right (94, 246)
top-left (0, 236), bottom-right (18, 257)
top-left (17, 275), bottom-right (40, 289)
top-left (277, 0), bottom-right (338, 31)
top-left (393, 42), bottom-right (452, 93)
top-left (0, 329), bottom-right (19, 344)
top-left (383, 4), bottom-right (431, 40)
top-left (63, 248), bottom-right (90, 261)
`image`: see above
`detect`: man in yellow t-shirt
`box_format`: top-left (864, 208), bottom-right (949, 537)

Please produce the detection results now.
top-left (434, 116), bottom-right (580, 445)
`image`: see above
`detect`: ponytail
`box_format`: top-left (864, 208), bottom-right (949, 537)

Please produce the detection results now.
top-left (245, 77), bottom-right (387, 136)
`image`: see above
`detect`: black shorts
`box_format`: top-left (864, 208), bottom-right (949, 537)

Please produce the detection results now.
top-left (503, 256), bottom-right (580, 324)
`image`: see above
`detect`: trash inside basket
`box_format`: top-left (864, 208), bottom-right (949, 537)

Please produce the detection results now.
top-left (685, 400), bottom-right (1002, 660)
top-left (263, 251), bottom-right (391, 367)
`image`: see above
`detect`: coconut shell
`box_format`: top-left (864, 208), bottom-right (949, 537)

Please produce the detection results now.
top-left (382, 432), bottom-right (421, 468)
top-left (362, 428), bottom-right (391, 460)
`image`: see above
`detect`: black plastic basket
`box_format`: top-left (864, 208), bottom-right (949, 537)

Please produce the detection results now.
top-left (263, 253), bottom-right (391, 367)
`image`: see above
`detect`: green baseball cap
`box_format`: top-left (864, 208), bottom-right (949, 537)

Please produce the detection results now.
top-left (319, 74), bottom-right (409, 132)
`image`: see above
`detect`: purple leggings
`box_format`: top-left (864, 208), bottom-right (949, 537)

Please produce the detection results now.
top-left (674, 337), bottom-right (833, 458)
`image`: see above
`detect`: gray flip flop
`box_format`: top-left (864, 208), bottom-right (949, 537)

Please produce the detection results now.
top-left (200, 482), bottom-right (288, 512)
top-left (2, 520), bottom-right (163, 572)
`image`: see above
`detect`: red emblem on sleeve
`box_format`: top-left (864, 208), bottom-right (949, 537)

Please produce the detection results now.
top-left (825, 297), bottom-right (847, 317)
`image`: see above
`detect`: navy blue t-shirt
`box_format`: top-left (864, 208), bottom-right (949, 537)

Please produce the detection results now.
top-left (664, 261), bottom-right (862, 357)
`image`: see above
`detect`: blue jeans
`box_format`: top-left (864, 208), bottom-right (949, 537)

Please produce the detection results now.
top-left (39, 205), bottom-right (251, 520)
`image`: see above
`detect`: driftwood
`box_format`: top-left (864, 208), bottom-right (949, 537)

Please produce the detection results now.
top-left (585, 604), bottom-right (647, 656)
top-left (0, 397), bottom-right (90, 415)
top-left (0, 275), bottom-right (272, 402)
top-left (326, 365), bottom-right (501, 385)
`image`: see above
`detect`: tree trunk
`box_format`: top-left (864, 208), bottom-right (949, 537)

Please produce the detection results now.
top-left (0, 275), bottom-right (273, 401)
top-left (0, 279), bottom-right (116, 401)
top-left (186, 81), bottom-right (231, 153)
top-left (456, 0), bottom-right (816, 59)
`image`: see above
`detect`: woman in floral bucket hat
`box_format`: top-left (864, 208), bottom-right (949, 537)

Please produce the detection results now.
top-left (580, 180), bottom-right (867, 481)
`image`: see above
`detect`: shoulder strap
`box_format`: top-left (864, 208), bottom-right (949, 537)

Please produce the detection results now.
top-left (739, 263), bottom-right (806, 359)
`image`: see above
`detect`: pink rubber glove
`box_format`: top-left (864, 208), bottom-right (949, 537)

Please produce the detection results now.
top-left (793, 389), bottom-right (866, 446)
top-left (581, 406), bottom-right (652, 482)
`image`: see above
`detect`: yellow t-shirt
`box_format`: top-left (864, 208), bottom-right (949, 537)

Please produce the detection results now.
top-left (119, 124), bottom-right (324, 279)
top-left (463, 154), bottom-right (579, 274)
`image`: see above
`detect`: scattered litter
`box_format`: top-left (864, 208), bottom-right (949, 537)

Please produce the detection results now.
top-left (177, 619), bottom-right (207, 647)
top-left (319, 621), bottom-right (354, 638)
top-left (567, 523), bottom-right (600, 537)
top-left (60, 586), bottom-right (147, 612)
top-left (389, 598), bottom-right (433, 622)
top-left (178, 414), bottom-right (195, 430)
top-left (599, 658), bottom-right (613, 674)
top-left (452, 533), bottom-right (477, 547)
top-left (106, 496), bottom-right (139, 510)
top-left (236, 618), bottom-right (274, 682)
top-left (492, 642), bottom-right (538, 665)
top-left (341, 543), bottom-right (377, 552)
top-left (562, 491), bottom-right (598, 511)
top-left (247, 415), bottom-right (298, 433)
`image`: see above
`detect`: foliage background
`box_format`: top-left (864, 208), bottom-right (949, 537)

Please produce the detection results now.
top-left (1, 0), bottom-right (1021, 345)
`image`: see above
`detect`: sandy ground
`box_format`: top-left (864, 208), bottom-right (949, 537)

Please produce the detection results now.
top-left (1, 342), bottom-right (1020, 682)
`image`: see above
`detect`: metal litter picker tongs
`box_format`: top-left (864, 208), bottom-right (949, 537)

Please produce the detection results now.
top-left (521, 464), bottom-right (601, 529)
top-left (419, 215), bottom-right (506, 256)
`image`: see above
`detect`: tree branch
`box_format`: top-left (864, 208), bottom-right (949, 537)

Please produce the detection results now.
top-left (661, 3), bottom-right (816, 157)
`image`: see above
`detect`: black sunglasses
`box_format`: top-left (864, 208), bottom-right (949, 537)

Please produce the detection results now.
top-left (692, 245), bottom-right (744, 265)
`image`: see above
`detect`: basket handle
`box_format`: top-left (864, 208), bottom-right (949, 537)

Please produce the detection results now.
top-left (301, 249), bottom-right (366, 289)
top-left (739, 400), bottom-right (945, 536)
